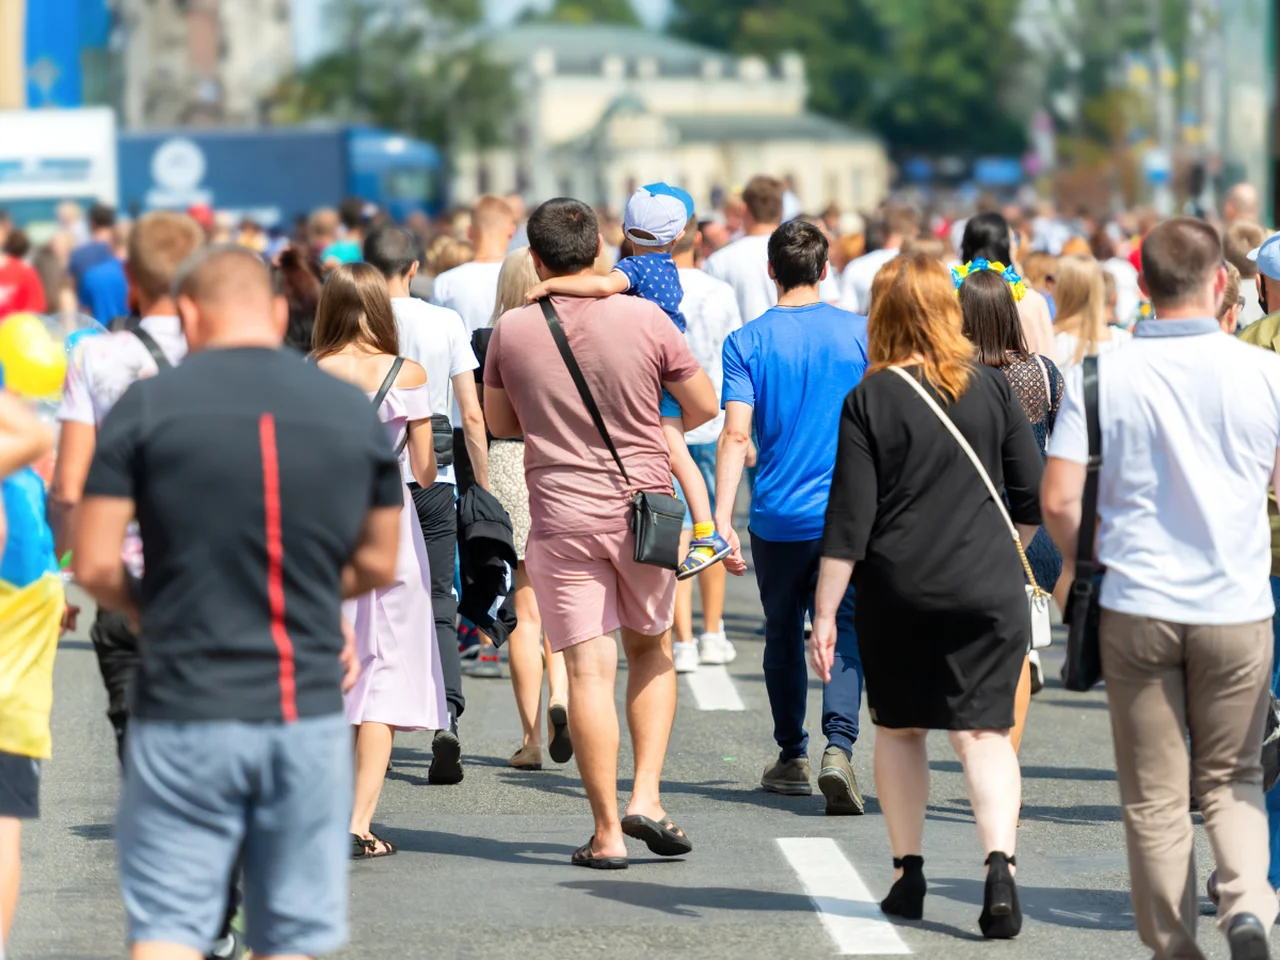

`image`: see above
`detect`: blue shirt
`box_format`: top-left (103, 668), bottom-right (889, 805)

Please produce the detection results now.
top-left (721, 302), bottom-right (869, 541)
top-left (322, 239), bottom-right (362, 265)
top-left (79, 257), bottom-right (128, 321)
top-left (68, 240), bottom-right (114, 283)
top-left (614, 253), bottom-right (686, 331)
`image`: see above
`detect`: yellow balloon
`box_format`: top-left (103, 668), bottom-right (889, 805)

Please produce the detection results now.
top-left (0, 313), bottom-right (66, 399)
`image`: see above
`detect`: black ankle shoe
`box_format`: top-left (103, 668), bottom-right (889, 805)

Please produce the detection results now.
top-left (979, 852), bottom-right (1022, 939)
top-left (880, 855), bottom-right (926, 920)
top-left (1227, 914), bottom-right (1271, 960)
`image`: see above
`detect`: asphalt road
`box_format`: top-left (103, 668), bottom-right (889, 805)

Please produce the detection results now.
top-left (9, 568), bottom-right (1261, 960)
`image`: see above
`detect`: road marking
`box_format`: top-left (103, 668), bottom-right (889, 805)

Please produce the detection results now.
top-left (684, 665), bottom-right (745, 710)
top-left (777, 837), bottom-right (911, 955)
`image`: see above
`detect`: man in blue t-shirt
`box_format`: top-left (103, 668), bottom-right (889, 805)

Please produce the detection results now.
top-left (714, 219), bottom-right (869, 814)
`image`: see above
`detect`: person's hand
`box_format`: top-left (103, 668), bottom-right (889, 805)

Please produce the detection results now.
top-left (525, 281), bottom-right (552, 303)
top-left (745, 439), bottom-right (758, 468)
top-left (716, 519), bottom-right (748, 576)
top-left (809, 613), bottom-right (837, 683)
top-left (340, 617), bottom-right (361, 693)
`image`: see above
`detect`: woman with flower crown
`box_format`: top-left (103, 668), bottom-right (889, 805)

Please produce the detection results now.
top-left (960, 212), bottom-right (1056, 357)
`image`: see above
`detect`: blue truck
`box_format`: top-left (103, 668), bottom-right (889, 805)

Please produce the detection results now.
top-left (117, 126), bottom-right (445, 228)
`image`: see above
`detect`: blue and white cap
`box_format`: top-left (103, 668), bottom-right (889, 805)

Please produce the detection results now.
top-left (1248, 233), bottom-right (1280, 282)
top-left (624, 183), bottom-right (695, 247)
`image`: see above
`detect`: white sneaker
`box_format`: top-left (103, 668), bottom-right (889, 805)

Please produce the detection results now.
top-left (699, 631), bottom-right (737, 665)
top-left (674, 641), bottom-right (700, 674)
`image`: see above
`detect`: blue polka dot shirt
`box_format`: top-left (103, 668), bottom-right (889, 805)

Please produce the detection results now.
top-left (614, 253), bottom-right (687, 332)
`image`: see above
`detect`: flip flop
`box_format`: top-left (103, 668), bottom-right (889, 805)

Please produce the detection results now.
top-left (571, 837), bottom-right (628, 870)
top-left (548, 702), bottom-right (573, 764)
top-left (621, 814), bottom-right (693, 857)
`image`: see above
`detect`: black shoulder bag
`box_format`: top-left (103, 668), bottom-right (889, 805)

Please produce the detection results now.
top-left (372, 357), bottom-right (410, 457)
top-left (539, 299), bottom-right (685, 570)
top-left (1062, 355), bottom-right (1103, 691)
top-left (130, 324), bottom-right (172, 372)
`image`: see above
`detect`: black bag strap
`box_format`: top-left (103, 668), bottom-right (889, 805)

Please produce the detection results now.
top-left (129, 324), bottom-right (172, 371)
top-left (540, 298), bottom-right (632, 487)
top-left (1074, 355), bottom-right (1101, 582)
top-left (372, 357), bottom-right (404, 410)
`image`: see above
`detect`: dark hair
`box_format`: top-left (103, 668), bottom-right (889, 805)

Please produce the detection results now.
top-left (363, 224), bottom-right (420, 279)
top-left (742, 176), bottom-right (785, 226)
top-left (1088, 229), bottom-right (1114, 262)
top-left (89, 203), bottom-right (116, 231)
top-left (960, 211), bottom-right (1013, 264)
top-left (672, 215), bottom-right (699, 256)
top-left (312, 262), bottom-right (399, 358)
top-left (768, 220), bottom-right (829, 292)
top-left (527, 198), bottom-right (599, 275)
top-left (3, 228), bottom-right (29, 259)
top-left (338, 197), bottom-right (366, 232)
top-left (1140, 217), bottom-right (1224, 307)
top-left (959, 269), bottom-right (1028, 367)
top-left (275, 246), bottom-right (324, 351)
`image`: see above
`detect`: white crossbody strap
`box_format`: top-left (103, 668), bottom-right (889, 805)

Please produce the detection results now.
top-left (888, 366), bottom-right (1041, 591)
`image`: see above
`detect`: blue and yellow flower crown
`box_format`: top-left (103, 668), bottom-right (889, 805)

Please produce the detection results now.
top-left (951, 258), bottom-right (1028, 303)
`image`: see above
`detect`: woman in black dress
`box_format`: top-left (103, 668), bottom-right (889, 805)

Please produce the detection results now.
top-left (811, 253), bottom-right (1043, 939)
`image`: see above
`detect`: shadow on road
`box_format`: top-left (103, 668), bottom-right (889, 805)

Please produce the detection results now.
top-left (927, 876), bottom-right (1135, 931)
top-left (929, 759), bottom-right (1116, 782)
top-left (558, 879), bottom-right (820, 918)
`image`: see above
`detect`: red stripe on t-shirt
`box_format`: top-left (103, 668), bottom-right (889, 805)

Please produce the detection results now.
top-left (259, 413), bottom-right (297, 723)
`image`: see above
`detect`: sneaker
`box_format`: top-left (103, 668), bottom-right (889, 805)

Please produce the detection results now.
top-left (818, 745), bottom-right (865, 815)
top-left (761, 754), bottom-right (812, 795)
top-left (458, 624), bottom-right (480, 660)
top-left (699, 631), bottom-right (737, 665)
top-left (1028, 649), bottom-right (1044, 695)
top-left (1227, 913), bottom-right (1270, 960)
top-left (673, 641), bottom-right (700, 674)
top-left (465, 646), bottom-right (502, 678)
top-left (428, 717), bottom-right (464, 785)
top-left (677, 531), bottom-right (732, 581)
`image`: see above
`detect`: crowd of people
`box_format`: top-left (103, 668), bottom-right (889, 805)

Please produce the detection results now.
top-left (0, 170), bottom-right (1279, 960)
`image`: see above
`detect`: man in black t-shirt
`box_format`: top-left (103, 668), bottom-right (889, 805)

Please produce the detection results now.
top-left (74, 245), bottom-right (402, 960)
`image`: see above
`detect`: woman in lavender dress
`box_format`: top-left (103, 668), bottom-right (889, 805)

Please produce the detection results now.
top-left (313, 263), bottom-right (448, 858)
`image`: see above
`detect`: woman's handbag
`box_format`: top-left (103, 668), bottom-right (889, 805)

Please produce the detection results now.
top-left (539, 299), bottom-right (685, 570)
top-left (1060, 355), bottom-right (1104, 691)
top-left (889, 366), bottom-right (1052, 651)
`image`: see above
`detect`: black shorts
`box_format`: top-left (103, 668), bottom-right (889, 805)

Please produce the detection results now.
top-left (0, 751), bottom-right (41, 819)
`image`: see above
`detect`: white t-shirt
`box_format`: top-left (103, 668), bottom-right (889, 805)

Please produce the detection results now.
top-left (429, 260), bottom-right (504, 334)
top-left (703, 234), bottom-right (842, 324)
top-left (1047, 318), bottom-right (1280, 624)
top-left (840, 247), bottom-right (899, 315)
top-left (678, 268), bottom-right (743, 445)
top-left (1053, 326), bottom-right (1133, 369)
top-left (1103, 257), bottom-right (1142, 328)
top-left (391, 297), bottom-right (477, 485)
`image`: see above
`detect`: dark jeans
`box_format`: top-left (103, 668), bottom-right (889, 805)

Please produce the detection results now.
top-left (1268, 576), bottom-right (1280, 887)
top-left (452, 428), bottom-right (475, 497)
top-left (751, 533), bottom-right (862, 760)
top-left (410, 480), bottom-right (464, 721)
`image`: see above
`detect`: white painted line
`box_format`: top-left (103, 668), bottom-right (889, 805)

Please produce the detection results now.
top-left (684, 665), bottom-right (745, 710)
top-left (777, 837), bottom-right (912, 956)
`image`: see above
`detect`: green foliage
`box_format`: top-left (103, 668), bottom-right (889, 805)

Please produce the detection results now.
top-left (522, 0), bottom-right (641, 25)
top-left (272, 0), bottom-right (516, 150)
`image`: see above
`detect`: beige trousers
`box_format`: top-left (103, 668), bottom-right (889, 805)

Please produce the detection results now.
top-left (1100, 609), bottom-right (1277, 960)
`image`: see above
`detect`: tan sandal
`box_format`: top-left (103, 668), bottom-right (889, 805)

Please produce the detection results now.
top-left (509, 744), bottom-right (543, 770)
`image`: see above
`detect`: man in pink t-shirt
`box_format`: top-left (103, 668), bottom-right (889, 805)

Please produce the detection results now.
top-left (484, 198), bottom-right (717, 869)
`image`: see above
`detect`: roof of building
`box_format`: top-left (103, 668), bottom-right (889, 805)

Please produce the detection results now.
top-left (484, 23), bottom-right (741, 77)
top-left (666, 112), bottom-right (879, 145)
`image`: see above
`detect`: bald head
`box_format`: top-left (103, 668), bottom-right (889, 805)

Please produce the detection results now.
top-left (1224, 182), bottom-right (1260, 225)
top-left (174, 244), bottom-right (286, 351)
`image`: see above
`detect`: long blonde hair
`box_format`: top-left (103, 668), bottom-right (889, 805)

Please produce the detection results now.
top-left (1053, 254), bottom-right (1107, 364)
top-left (490, 246), bottom-right (540, 324)
top-left (868, 253), bottom-right (975, 402)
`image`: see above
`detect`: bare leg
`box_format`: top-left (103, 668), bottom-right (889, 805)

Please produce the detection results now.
top-left (621, 628), bottom-right (677, 821)
top-left (1010, 657), bottom-right (1031, 755)
top-left (950, 729), bottom-right (1020, 868)
top-left (874, 727), bottom-right (930, 881)
top-left (507, 567), bottom-right (545, 752)
top-left (545, 636), bottom-right (568, 710)
top-left (1053, 569), bottom-right (1071, 615)
top-left (132, 944), bottom-right (202, 960)
top-left (0, 817), bottom-right (19, 944)
top-left (698, 561), bottom-right (726, 635)
top-left (664, 420), bottom-right (712, 525)
top-left (562, 634), bottom-right (625, 857)
top-left (350, 721), bottom-right (394, 848)
top-left (674, 530), bottom-right (695, 644)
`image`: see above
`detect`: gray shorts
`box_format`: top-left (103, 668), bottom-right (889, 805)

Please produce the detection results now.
top-left (117, 714), bottom-right (352, 957)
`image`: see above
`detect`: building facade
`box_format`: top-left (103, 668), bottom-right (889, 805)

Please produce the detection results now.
top-left (454, 24), bottom-right (888, 215)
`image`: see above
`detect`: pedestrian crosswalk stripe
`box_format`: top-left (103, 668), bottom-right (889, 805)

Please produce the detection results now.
top-left (684, 665), bottom-right (745, 711)
top-left (777, 837), bottom-right (911, 955)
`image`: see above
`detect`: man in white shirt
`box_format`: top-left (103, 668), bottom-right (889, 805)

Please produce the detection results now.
top-left (430, 195), bottom-right (515, 334)
top-left (840, 205), bottom-right (918, 315)
top-left (1043, 217), bottom-right (1280, 960)
top-left (670, 222), bottom-right (743, 673)
top-left (703, 176), bottom-right (840, 324)
top-left (366, 224), bottom-right (490, 785)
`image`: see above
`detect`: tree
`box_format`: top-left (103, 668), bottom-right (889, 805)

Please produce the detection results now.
top-left (522, 0), bottom-right (641, 25)
top-left (271, 0), bottom-right (516, 151)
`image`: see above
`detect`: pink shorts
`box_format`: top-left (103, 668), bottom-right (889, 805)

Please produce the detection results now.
top-left (524, 528), bottom-right (677, 652)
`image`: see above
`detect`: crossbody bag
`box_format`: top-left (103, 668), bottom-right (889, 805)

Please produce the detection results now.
top-left (539, 299), bottom-right (685, 570)
top-left (1061, 355), bottom-right (1103, 690)
top-left (371, 357), bottom-right (410, 457)
top-left (889, 366), bottom-right (1052, 650)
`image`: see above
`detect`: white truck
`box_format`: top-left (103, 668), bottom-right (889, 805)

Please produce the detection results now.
top-left (0, 107), bottom-right (118, 229)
